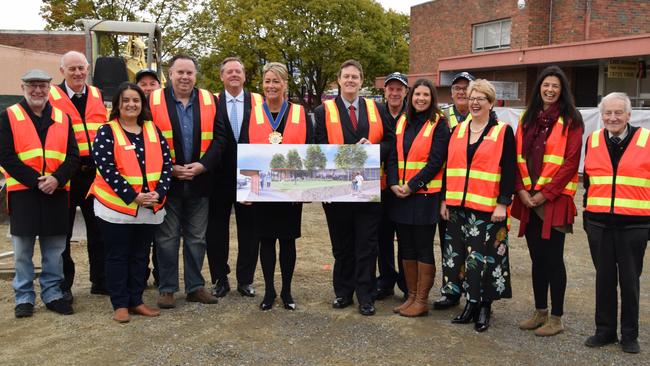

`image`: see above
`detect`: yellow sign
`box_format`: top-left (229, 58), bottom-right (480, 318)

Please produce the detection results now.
top-left (608, 60), bottom-right (637, 79)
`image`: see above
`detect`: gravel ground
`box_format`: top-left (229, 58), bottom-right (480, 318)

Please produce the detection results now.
top-left (0, 188), bottom-right (648, 365)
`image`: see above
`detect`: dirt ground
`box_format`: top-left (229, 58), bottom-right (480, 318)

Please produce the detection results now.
top-left (0, 188), bottom-right (648, 365)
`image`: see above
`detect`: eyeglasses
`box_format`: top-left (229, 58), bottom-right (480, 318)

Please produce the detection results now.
top-left (468, 97), bottom-right (489, 103)
top-left (452, 86), bottom-right (467, 92)
top-left (24, 83), bottom-right (50, 90)
top-left (603, 110), bottom-right (626, 117)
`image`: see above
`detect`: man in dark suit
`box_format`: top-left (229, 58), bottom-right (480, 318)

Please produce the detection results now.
top-left (49, 51), bottom-right (108, 301)
top-left (207, 56), bottom-right (258, 298)
top-left (314, 59), bottom-right (395, 315)
top-left (375, 72), bottom-right (408, 300)
top-left (150, 54), bottom-right (221, 308)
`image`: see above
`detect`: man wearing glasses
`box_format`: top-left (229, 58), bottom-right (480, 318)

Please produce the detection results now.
top-left (0, 70), bottom-right (79, 317)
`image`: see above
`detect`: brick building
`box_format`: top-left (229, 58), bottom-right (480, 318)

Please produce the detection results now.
top-left (0, 30), bottom-right (85, 108)
top-left (378, 0), bottom-right (650, 108)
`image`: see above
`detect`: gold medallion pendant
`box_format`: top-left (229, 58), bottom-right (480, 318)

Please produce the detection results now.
top-left (269, 131), bottom-right (283, 144)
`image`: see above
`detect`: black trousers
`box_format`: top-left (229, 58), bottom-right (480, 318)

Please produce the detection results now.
top-left (206, 197), bottom-right (259, 286)
top-left (377, 196), bottom-right (404, 292)
top-left (323, 202), bottom-right (379, 305)
top-left (62, 169), bottom-right (105, 291)
top-left (395, 223), bottom-right (436, 264)
top-left (98, 219), bottom-right (156, 310)
top-left (524, 213), bottom-right (567, 316)
top-left (585, 220), bottom-right (648, 341)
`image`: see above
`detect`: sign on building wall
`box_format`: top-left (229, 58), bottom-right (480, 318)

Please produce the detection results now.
top-left (491, 81), bottom-right (519, 100)
top-left (607, 60), bottom-right (637, 79)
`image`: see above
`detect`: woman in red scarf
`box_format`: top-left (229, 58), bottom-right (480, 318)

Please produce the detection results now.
top-left (512, 66), bottom-right (584, 336)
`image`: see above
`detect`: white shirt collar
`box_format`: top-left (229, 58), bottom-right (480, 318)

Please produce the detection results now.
top-left (225, 89), bottom-right (244, 103)
top-left (64, 81), bottom-right (86, 99)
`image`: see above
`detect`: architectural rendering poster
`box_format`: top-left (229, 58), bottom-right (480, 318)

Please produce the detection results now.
top-left (236, 144), bottom-right (381, 203)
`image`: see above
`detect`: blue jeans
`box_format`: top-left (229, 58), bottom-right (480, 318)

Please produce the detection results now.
top-left (155, 195), bottom-right (209, 294)
top-left (12, 235), bottom-right (66, 305)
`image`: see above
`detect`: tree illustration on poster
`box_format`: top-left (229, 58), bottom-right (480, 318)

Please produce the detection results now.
top-left (334, 145), bottom-right (368, 179)
top-left (270, 153), bottom-right (287, 169)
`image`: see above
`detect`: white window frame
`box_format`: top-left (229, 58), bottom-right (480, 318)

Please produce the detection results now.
top-left (472, 19), bottom-right (512, 52)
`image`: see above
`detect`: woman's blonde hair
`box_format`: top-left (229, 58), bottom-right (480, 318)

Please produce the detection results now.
top-left (263, 62), bottom-right (289, 83)
top-left (468, 79), bottom-right (496, 104)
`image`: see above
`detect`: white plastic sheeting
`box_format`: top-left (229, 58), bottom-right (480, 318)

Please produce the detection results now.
top-left (492, 107), bottom-right (650, 172)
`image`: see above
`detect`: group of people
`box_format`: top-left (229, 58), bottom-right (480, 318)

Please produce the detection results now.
top-left (1, 51), bottom-right (647, 354)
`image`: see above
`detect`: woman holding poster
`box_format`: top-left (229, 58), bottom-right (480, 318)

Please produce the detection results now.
top-left (244, 62), bottom-right (313, 311)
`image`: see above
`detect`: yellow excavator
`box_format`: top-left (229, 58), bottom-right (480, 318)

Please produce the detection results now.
top-left (75, 19), bottom-right (165, 105)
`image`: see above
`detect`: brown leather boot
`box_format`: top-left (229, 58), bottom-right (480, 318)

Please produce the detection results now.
top-left (129, 304), bottom-right (161, 317)
top-left (400, 262), bottom-right (435, 317)
top-left (393, 260), bottom-right (418, 313)
top-left (112, 308), bottom-right (130, 323)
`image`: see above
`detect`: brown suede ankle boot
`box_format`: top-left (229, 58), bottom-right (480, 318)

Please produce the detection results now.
top-left (400, 262), bottom-right (435, 317)
top-left (393, 260), bottom-right (418, 313)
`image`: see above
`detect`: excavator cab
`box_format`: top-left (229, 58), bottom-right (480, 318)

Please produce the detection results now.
top-left (75, 19), bottom-right (164, 107)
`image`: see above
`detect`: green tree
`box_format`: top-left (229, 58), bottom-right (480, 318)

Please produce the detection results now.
top-left (40, 0), bottom-right (198, 59)
top-left (286, 149), bottom-right (303, 170)
top-left (190, 0), bottom-right (409, 108)
top-left (334, 145), bottom-right (368, 169)
top-left (269, 153), bottom-right (287, 169)
top-left (304, 145), bottom-right (327, 171)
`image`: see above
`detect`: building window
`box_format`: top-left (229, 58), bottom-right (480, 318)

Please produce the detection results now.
top-left (473, 19), bottom-right (512, 52)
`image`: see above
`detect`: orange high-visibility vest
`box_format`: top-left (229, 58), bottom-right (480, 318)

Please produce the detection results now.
top-left (87, 120), bottom-right (165, 216)
top-left (323, 98), bottom-right (383, 144)
top-left (447, 105), bottom-right (471, 129)
top-left (395, 113), bottom-right (443, 194)
top-left (149, 88), bottom-right (216, 163)
top-left (584, 127), bottom-right (650, 216)
top-left (48, 85), bottom-right (107, 157)
top-left (248, 95), bottom-right (307, 144)
top-left (4, 103), bottom-right (70, 196)
top-left (515, 115), bottom-right (578, 196)
top-left (446, 120), bottom-right (508, 212)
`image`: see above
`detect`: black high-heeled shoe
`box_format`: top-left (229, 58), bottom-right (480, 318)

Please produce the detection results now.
top-left (260, 291), bottom-right (276, 311)
top-left (281, 292), bottom-right (296, 311)
top-left (451, 301), bottom-right (479, 324)
top-left (474, 302), bottom-right (492, 332)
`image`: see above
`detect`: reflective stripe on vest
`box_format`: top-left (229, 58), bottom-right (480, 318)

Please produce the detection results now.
top-left (49, 85), bottom-right (107, 157)
top-left (248, 101), bottom-right (307, 144)
top-left (323, 98), bottom-right (384, 144)
top-left (447, 106), bottom-right (471, 130)
top-left (395, 114), bottom-right (443, 194)
top-left (445, 120), bottom-right (507, 212)
top-left (150, 88), bottom-right (216, 163)
top-left (584, 128), bottom-right (650, 216)
top-left (4, 103), bottom-right (69, 194)
top-left (88, 120), bottom-right (165, 216)
top-left (515, 114), bottom-right (578, 196)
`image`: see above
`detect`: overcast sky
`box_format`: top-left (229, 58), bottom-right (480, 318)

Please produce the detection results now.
top-left (1, 0), bottom-right (428, 30)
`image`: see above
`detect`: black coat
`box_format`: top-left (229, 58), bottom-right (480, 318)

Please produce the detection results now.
top-left (0, 100), bottom-right (79, 235)
top-left (159, 86), bottom-right (221, 198)
top-left (212, 90), bottom-right (254, 202)
top-left (251, 104), bottom-right (314, 239)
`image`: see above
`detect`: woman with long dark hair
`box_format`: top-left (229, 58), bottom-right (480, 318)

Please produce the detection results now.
top-left (88, 82), bottom-right (173, 322)
top-left (387, 78), bottom-right (450, 317)
top-left (512, 66), bottom-right (584, 336)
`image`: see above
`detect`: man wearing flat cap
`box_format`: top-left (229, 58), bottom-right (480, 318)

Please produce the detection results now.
top-left (375, 72), bottom-right (408, 301)
top-left (0, 70), bottom-right (79, 318)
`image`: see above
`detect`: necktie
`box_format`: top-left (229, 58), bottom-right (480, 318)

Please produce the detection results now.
top-left (74, 93), bottom-right (83, 99)
top-left (349, 105), bottom-right (358, 131)
top-left (610, 136), bottom-right (621, 145)
top-left (230, 98), bottom-right (240, 141)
